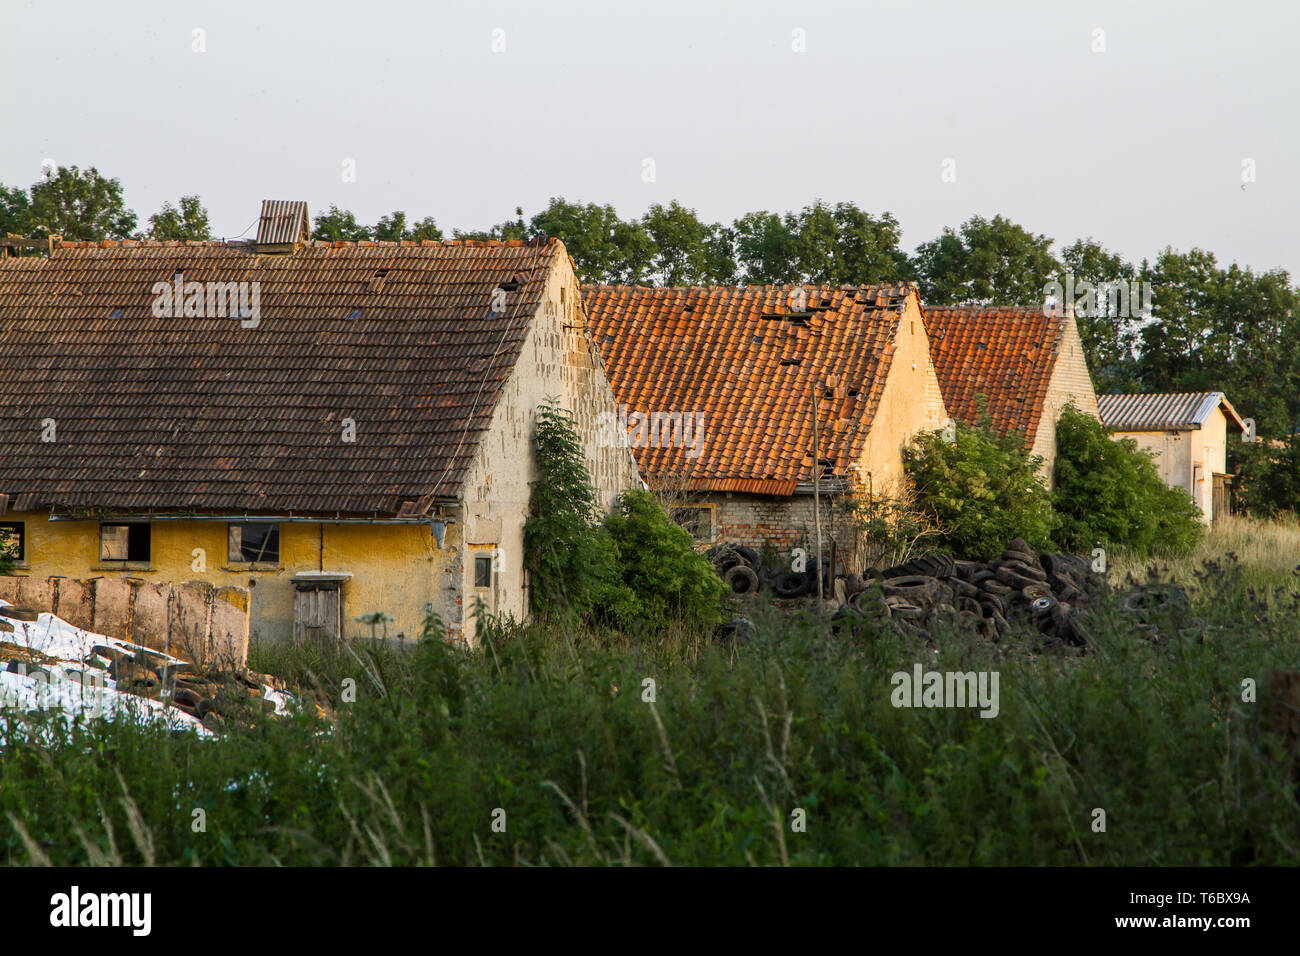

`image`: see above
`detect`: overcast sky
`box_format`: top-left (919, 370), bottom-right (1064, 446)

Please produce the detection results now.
top-left (2, 0), bottom-right (1295, 275)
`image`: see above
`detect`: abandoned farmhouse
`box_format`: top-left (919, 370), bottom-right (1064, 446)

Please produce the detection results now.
top-left (0, 199), bottom-right (1242, 642)
top-left (582, 283), bottom-right (950, 568)
top-left (0, 202), bottom-right (637, 645)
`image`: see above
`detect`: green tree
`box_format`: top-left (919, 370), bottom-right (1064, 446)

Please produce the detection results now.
top-left (373, 210), bottom-right (443, 241)
top-left (453, 206), bottom-right (530, 243)
top-left (1057, 238), bottom-right (1141, 393)
top-left (903, 423), bottom-right (1056, 560)
top-left (0, 183), bottom-right (32, 237)
top-left (912, 214), bottom-right (1060, 306)
top-left (731, 210), bottom-right (799, 284)
top-left (1052, 406), bottom-right (1204, 555)
top-left (640, 201), bottom-right (734, 285)
top-left (792, 201), bottom-right (909, 285)
top-left (313, 205), bottom-right (372, 241)
top-left (26, 165), bottom-right (136, 240)
top-left (1135, 249), bottom-right (1300, 517)
top-left (147, 195), bottom-right (211, 240)
top-left (523, 400), bottom-right (626, 622)
top-left (529, 198), bottom-right (654, 283)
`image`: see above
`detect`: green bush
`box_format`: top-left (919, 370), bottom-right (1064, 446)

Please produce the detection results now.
top-left (523, 399), bottom-right (623, 622)
top-left (1052, 406), bottom-right (1205, 555)
top-left (903, 423), bottom-right (1056, 560)
top-left (601, 489), bottom-right (728, 631)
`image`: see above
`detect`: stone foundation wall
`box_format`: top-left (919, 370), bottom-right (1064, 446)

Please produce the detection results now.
top-left (0, 576), bottom-right (250, 670)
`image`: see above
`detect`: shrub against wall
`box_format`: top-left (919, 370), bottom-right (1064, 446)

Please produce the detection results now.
top-left (601, 489), bottom-right (727, 630)
top-left (524, 401), bottom-right (726, 631)
top-left (902, 424), bottom-right (1056, 560)
top-left (523, 399), bottom-right (623, 623)
top-left (1052, 405), bottom-right (1205, 556)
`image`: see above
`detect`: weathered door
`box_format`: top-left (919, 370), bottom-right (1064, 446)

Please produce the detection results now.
top-left (293, 582), bottom-right (341, 647)
top-left (1212, 473), bottom-right (1231, 523)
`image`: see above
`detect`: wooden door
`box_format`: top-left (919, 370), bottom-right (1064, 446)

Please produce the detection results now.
top-left (294, 582), bottom-right (341, 647)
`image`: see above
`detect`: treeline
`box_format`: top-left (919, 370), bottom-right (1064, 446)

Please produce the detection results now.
top-left (4, 164), bottom-right (1300, 513)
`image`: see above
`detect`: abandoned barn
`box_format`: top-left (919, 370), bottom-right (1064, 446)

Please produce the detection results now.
top-left (921, 305), bottom-right (1100, 479)
top-left (582, 283), bottom-right (950, 570)
top-left (1097, 391), bottom-right (1246, 522)
top-left (0, 202), bottom-right (638, 645)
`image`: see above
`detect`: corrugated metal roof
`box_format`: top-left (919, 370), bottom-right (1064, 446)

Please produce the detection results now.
top-left (1098, 392), bottom-right (1245, 432)
top-left (257, 200), bottom-right (310, 247)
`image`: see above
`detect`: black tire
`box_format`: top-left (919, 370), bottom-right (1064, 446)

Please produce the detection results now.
top-left (995, 564), bottom-right (1042, 590)
top-left (733, 546), bottom-right (760, 568)
top-left (882, 575), bottom-right (939, 604)
top-left (724, 565), bottom-right (760, 595)
top-left (775, 572), bottom-right (810, 599)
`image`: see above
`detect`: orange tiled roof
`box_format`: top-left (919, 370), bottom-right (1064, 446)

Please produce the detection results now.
top-left (0, 237), bottom-right (559, 514)
top-left (922, 306), bottom-right (1063, 446)
top-left (582, 284), bottom-right (916, 493)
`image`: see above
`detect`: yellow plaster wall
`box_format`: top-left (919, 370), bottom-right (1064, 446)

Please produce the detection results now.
top-left (853, 293), bottom-right (949, 500)
top-left (2, 512), bottom-right (456, 643)
top-left (1031, 314), bottom-right (1100, 483)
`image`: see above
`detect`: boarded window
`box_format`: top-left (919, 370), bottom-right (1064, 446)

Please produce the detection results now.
top-left (100, 523), bottom-right (150, 562)
top-left (0, 521), bottom-right (25, 563)
top-left (229, 523), bottom-right (280, 563)
top-left (474, 555), bottom-right (492, 588)
top-left (671, 506), bottom-right (713, 542)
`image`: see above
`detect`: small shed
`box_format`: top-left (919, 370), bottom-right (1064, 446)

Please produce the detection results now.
top-left (1097, 391), bottom-right (1247, 522)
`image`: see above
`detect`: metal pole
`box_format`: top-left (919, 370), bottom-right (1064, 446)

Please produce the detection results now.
top-left (812, 384), bottom-right (824, 603)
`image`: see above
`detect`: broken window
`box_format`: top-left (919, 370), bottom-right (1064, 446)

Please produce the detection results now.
top-left (0, 521), bottom-right (25, 563)
top-left (474, 555), bottom-right (492, 588)
top-left (671, 506), bottom-right (713, 543)
top-left (100, 523), bottom-right (150, 563)
top-left (229, 523), bottom-right (280, 563)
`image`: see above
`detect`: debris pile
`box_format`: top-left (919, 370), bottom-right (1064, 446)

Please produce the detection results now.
top-left (0, 600), bottom-right (291, 742)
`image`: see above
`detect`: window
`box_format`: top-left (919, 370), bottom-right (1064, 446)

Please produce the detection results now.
top-left (100, 523), bottom-right (150, 563)
top-left (228, 523), bottom-right (280, 563)
top-left (672, 506), bottom-right (714, 543)
top-left (474, 555), bottom-right (492, 588)
top-left (0, 522), bottom-right (25, 563)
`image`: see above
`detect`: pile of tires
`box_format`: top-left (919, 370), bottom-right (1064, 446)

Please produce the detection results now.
top-left (706, 543), bottom-right (829, 598)
top-left (862, 538), bottom-right (1102, 646)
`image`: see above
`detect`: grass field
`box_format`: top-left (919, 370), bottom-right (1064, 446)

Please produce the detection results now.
top-left (1, 524), bottom-right (1299, 866)
top-left (1111, 514), bottom-right (1300, 593)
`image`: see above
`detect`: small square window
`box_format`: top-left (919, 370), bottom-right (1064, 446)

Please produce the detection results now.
top-left (0, 522), bottom-right (25, 563)
top-left (100, 523), bottom-right (150, 563)
top-left (229, 523), bottom-right (280, 563)
top-left (474, 555), bottom-right (492, 588)
top-left (671, 506), bottom-right (714, 543)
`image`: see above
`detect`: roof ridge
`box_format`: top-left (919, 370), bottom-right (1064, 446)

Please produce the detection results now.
top-left (51, 236), bottom-right (557, 251)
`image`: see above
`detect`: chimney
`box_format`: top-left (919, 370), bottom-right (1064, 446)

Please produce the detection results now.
top-left (256, 200), bottom-right (310, 254)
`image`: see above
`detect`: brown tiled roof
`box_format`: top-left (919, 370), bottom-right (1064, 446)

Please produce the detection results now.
top-left (582, 284), bottom-right (915, 493)
top-left (922, 306), bottom-right (1063, 445)
top-left (0, 237), bottom-right (560, 514)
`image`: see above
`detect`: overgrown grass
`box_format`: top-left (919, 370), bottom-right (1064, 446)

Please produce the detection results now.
top-left (1111, 514), bottom-right (1300, 593)
top-left (2, 555), bottom-right (1299, 866)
